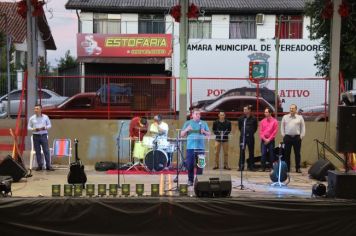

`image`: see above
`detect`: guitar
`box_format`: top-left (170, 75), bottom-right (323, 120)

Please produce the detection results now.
top-left (270, 143), bottom-right (288, 183)
top-left (67, 139), bottom-right (87, 186)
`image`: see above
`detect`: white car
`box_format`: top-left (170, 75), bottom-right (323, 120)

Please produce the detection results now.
top-left (298, 104), bottom-right (328, 121)
top-left (0, 89), bottom-right (68, 118)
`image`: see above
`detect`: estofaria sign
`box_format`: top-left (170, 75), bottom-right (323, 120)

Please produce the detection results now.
top-left (77, 33), bottom-right (172, 57)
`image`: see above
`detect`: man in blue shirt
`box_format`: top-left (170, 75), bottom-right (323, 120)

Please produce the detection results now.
top-left (28, 104), bottom-right (53, 171)
top-left (181, 109), bottom-right (210, 186)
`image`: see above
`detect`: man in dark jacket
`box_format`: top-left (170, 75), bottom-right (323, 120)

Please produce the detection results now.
top-left (238, 105), bottom-right (258, 171)
top-left (212, 111), bottom-right (232, 170)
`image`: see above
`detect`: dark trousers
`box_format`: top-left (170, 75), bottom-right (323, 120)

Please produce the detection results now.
top-left (33, 134), bottom-right (51, 169)
top-left (261, 139), bottom-right (275, 169)
top-left (283, 135), bottom-right (302, 171)
top-left (186, 149), bottom-right (204, 182)
top-left (239, 135), bottom-right (255, 169)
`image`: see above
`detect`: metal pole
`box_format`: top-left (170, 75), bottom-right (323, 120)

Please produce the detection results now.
top-left (274, 15), bottom-right (282, 118)
top-left (178, 0), bottom-right (188, 123)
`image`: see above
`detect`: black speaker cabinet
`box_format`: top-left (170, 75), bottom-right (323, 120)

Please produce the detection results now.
top-left (0, 155), bottom-right (27, 182)
top-left (336, 106), bottom-right (356, 153)
top-left (308, 159), bottom-right (335, 181)
top-left (194, 174), bottom-right (231, 198)
top-left (327, 170), bottom-right (356, 199)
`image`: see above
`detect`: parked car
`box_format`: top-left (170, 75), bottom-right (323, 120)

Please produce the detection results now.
top-left (198, 95), bottom-right (275, 120)
top-left (0, 89), bottom-right (68, 118)
top-left (42, 92), bottom-right (175, 119)
top-left (190, 87), bottom-right (283, 112)
top-left (298, 104), bottom-right (328, 121)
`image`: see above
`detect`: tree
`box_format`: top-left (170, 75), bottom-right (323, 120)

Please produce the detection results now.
top-left (305, 0), bottom-right (356, 81)
top-left (57, 50), bottom-right (77, 71)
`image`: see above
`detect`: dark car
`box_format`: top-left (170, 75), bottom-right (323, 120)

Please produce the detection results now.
top-left (42, 92), bottom-right (175, 119)
top-left (198, 95), bottom-right (275, 120)
top-left (190, 87), bottom-right (283, 112)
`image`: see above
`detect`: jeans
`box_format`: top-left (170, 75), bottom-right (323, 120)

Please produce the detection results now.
top-left (239, 135), bottom-right (255, 169)
top-left (33, 134), bottom-right (51, 169)
top-left (186, 149), bottom-right (204, 182)
top-left (261, 139), bottom-right (275, 168)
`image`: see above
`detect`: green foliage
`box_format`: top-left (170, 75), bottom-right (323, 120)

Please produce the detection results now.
top-left (305, 0), bottom-right (356, 80)
top-left (57, 50), bottom-right (78, 70)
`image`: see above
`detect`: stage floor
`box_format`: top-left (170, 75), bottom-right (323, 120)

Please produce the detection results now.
top-left (10, 166), bottom-right (320, 199)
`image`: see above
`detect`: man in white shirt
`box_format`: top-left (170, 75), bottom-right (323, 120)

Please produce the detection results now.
top-left (149, 114), bottom-right (169, 141)
top-left (27, 104), bottom-right (53, 171)
top-left (281, 104), bottom-right (306, 173)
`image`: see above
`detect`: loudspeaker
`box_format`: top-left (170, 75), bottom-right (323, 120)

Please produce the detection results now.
top-left (327, 170), bottom-right (356, 199)
top-left (336, 106), bottom-right (356, 153)
top-left (194, 174), bottom-right (231, 197)
top-left (308, 159), bottom-right (335, 181)
top-left (0, 155), bottom-right (27, 182)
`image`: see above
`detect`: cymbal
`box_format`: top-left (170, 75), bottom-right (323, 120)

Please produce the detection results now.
top-left (122, 137), bottom-right (139, 140)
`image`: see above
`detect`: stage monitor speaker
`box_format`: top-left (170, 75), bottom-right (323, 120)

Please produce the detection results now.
top-left (336, 106), bottom-right (356, 153)
top-left (0, 155), bottom-right (27, 182)
top-left (194, 174), bottom-right (231, 198)
top-left (308, 159), bottom-right (335, 181)
top-left (327, 170), bottom-right (356, 199)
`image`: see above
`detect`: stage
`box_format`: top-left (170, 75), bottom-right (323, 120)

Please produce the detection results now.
top-left (1, 167), bottom-right (356, 235)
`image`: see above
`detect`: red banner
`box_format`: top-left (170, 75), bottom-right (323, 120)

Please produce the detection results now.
top-left (77, 34), bottom-right (172, 58)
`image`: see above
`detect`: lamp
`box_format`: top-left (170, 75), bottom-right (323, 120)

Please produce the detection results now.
top-left (136, 184), bottom-right (144, 196)
top-left (74, 184), bottom-right (83, 197)
top-left (86, 184), bottom-right (95, 196)
top-left (312, 183), bottom-right (326, 197)
top-left (51, 185), bottom-right (61, 197)
top-left (109, 184), bottom-right (118, 196)
top-left (98, 184), bottom-right (107, 196)
top-left (122, 184), bottom-right (130, 196)
top-left (64, 184), bottom-right (73, 197)
top-left (151, 184), bottom-right (159, 197)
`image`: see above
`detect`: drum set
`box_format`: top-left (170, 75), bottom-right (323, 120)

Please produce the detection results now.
top-left (130, 136), bottom-right (178, 171)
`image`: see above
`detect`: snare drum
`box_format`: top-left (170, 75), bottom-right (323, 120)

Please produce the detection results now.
top-left (133, 141), bottom-right (147, 160)
top-left (144, 149), bottom-right (168, 171)
top-left (142, 136), bottom-right (154, 148)
top-left (157, 139), bottom-right (170, 149)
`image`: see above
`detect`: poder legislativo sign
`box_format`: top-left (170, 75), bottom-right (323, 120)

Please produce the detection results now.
top-left (77, 33), bottom-right (172, 57)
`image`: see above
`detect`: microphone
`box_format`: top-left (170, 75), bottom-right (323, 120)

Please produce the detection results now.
top-left (199, 121), bottom-right (202, 134)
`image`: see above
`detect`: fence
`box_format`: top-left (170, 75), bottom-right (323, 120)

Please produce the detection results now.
top-left (189, 77), bottom-right (329, 120)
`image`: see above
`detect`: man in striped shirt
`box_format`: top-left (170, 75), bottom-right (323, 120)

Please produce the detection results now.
top-left (281, 104), bottom-right (306, 173)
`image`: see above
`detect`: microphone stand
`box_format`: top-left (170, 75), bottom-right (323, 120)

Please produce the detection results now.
top-left (116, 121), bottom-right (125, 189)
top-left (169, 129), bottom-right (183, 192)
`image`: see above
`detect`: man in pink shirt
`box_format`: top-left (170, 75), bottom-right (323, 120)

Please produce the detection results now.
top-left (259, 107), bottom-right (278, 171)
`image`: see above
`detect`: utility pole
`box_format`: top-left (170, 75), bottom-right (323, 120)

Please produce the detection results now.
top-left (329, 0), bottom-right (342, 148)
top-left (0, 12), bottom-right (11, 118)
top-left (26, 0), bottom-right (38, 120)
top-left (178, 0), bottom-right (188, 122)
top-left (275, 15), bottom-right (282, 119)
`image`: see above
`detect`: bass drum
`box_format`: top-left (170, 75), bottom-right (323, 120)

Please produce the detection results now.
top-left (144, 149), bottom-right (168, 171)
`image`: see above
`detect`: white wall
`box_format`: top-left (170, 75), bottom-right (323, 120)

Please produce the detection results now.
top-left (211, 15), bottom-right (229, 39)
top-left (80, 12), bottom-right (93, 33)
top-left (257, 14), bottom-right (276, 39)
top-left (303, 16), bottom-right (311, 39)
top-left (121, 14), bottom-right (138, 33)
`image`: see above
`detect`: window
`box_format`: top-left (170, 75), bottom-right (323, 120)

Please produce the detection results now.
top-left (138, 14), bottom-right (165, 34)
top-left (275, 15), bottom-right (303, 39)
top-left (9, 91), bottom-right (21, 100)
top-left (189, 17), bottom-right (212, 39)
top-left (68, 97), bottom-right (92, 109)
top-left (229, 15), bottom-right (256, 39)
top-left (93, 14), bottom-right (121, 34)
top-left (39, 91), bottom-right (51, 99)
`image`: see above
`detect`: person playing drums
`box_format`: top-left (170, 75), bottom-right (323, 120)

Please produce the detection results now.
top-left (149, 114), bottom-right (173, 168)
top-left (129, 116), bottom-right (148, 161)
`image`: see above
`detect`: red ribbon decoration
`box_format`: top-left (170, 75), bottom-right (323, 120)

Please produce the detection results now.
top-left (187, 3), bottom-right (199, 19)
top-left (16, 0), bottom-right (27, 19)
top-left (31, 0), bottom-right (45, 17)
top-left (338, 1), bottom-right (350, 18)
top-left (170, 5), bottom-right (181, 22)
top-left (321, 0), bottom-right (333, 19)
